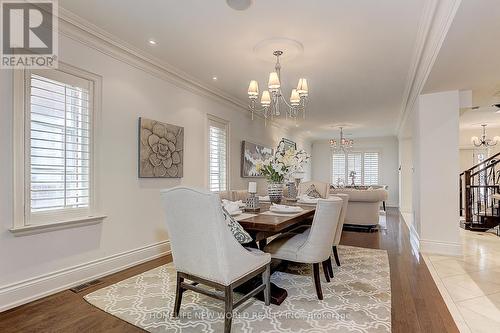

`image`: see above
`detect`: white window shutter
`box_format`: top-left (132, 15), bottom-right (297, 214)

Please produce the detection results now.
top-left (331, 153), bottom-right (346, 185)
top-left (347, 152), bottom-right (362, 185)
top-left (29, 72), bottom-right (91, 213)
top-left (363, 152), bottom-right (379, 185)
top-left (208, 118), bottom-right (228, 192)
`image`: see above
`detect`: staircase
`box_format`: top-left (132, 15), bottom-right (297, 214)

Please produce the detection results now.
top-left (460, 152), bottom-right (500, 232)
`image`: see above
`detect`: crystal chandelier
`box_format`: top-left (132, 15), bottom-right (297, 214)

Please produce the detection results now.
top-left (471, 124), bottom-right (500, 148)
top-left (247, 50), bottom-right (308, 123)
top-left (329, 127), bottom-right (354, 153)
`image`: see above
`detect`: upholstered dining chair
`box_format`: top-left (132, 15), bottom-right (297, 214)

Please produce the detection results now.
top-left (330, 193), bottom-right (349, 267)
top-left (160, 187), bottom-right (271, 333)
top-left (263, 198), bottom-right (342, 300)
top-left (298, 180), bottom-right (330, 199)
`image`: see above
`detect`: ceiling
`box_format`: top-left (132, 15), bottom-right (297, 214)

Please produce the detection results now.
top-left (60, 0), bottom-right (425, 140)
top-left (422, 0), bottom-right (500, 130)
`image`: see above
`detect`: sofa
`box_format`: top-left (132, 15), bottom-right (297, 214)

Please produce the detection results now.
top-left (329, 188), bottom-right (388, 229)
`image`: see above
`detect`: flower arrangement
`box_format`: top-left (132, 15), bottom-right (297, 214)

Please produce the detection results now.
top-left (255, 145), bottom-right (310, 183)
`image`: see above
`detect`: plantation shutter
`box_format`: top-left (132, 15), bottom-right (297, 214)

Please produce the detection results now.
top-left (331, 153), bottom-right (346, 185)
top-left (208, 118), bottom-right (228, 192)
top-left (347, 152), bottom-right (362, 185)
top-left (363, 152), bottom-right (379, 185)
top-left (28, 70), bottom-right (92, 214)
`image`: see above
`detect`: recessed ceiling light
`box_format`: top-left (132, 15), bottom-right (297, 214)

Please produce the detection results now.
top-left (226, 0), bottom-right (253, 11)
top-left (212, 76), bottom-right (218, 81)
top-left (148, 39), bottom-right (157, 45)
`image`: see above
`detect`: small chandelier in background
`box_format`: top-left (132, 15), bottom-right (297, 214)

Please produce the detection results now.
top-left (330, 127), bottom-right (354, 153)
top-left (471, 124), bottom-right (500, 148)
top-left (247, 50), bottom-right (308, 124)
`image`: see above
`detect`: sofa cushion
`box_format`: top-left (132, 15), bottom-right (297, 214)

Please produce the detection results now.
top-left (305, 184), bottom-right (322, 198)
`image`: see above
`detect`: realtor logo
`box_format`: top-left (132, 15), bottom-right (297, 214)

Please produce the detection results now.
top-left (1, 0), bottom-right (58, 68)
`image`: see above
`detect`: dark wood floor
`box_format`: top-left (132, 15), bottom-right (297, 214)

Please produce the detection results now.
top-left (0, 208), bottom-right (458, 333)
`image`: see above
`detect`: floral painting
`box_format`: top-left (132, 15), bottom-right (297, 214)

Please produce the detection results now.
top-left (139, 118), bottom-right (184, 178)
top-left (241, 141), bottom-right (273, 177)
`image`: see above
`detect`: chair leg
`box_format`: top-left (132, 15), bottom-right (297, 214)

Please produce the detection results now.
top-left (173, 272), bottom-right (184, 317)
top-left (321, 260), bottom-right (331, 282)
top-left (224, 285), bottom-right (233, 333)
top-left (312, 263), bottom-right (323, 300)
top-left (326, 257), bottom-right (334, 278)
top-left (333, 246), bottom-right (341, 266)
top-left (383, 201), bottom-right (386, 211)
top-left (262, 263), bottom-right (271, 306)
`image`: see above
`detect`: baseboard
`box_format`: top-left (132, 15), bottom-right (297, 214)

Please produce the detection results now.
top-left (0, 240), bottom-right (170, 312)
top-left (419, 239), bottom-right (462, 256)
top-left (400, 212), bottom-right (420, 252)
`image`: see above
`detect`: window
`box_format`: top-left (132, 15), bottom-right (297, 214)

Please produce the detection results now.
top-left (363, 152), bottom-right (380, 185)
top-left (347, 153), bottom-right (362, 185)
top-left (331, 151), bottom-right (380, 186)
top-left (12, 64), bottom-right (103, 233)
top-left (208, 116), bottom-right (229, 192)
top-left (331, 153), bottom-right (346, 185)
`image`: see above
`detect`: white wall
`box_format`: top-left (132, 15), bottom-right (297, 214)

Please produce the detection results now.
top-left (399, 138), bottom-right (413, 214)
top-left (0, 27), bottom-right (311, 310)
top-left (311, 136), bottom-right (399, 207)
top-left (413, 91), bottom-right (461, 255)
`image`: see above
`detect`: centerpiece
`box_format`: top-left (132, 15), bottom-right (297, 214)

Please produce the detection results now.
top-left (255, 145), bottom-right (310, 203)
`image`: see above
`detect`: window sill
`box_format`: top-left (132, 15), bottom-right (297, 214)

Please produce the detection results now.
top-left (9, 215), bottom-right (107, 237)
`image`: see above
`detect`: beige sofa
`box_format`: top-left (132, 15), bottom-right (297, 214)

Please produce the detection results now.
top-left (329, 188), bottom-right (388, 229)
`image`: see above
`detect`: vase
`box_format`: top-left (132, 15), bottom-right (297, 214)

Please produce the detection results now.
top-left (286, 182), bottom-right (298, 200)
top-left (268, 182), bottom-right (284, 204)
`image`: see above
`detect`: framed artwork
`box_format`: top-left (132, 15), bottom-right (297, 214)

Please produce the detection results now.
top-left (138, 117), bottom-right (184, 178)
top-left (241, 141), bottom-right (273, 178)
top-left (278, 138), bottom-right (296, 152)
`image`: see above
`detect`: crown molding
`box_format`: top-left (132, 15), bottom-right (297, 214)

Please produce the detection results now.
top-left (397, 0), bottom-right (462, 137)
top-left (57, 8), bottom-right (250, 111)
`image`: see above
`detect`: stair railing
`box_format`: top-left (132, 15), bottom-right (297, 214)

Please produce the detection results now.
top-left (460, 152), bottom-right (500, 226)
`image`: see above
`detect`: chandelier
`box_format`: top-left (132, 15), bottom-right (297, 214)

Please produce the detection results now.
top-left (329, 127), bottom-right (354, 153)
top-left (247, 50), bottom-right (308, 123)
top-left (471, 124), bottom-right (500, 148)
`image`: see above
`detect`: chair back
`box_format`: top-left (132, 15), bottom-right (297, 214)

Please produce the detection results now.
top-left (330, 193), bottom-right (349, 245)
top-left (298, 181), bottom-right (330, 199)
top-left (300, 198), bottom-right (342, 262)
top-left (160, 187), bottom-right (252, 285)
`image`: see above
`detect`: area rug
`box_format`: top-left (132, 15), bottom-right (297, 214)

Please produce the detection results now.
top-left (84, 246), bottom-right (391, 332)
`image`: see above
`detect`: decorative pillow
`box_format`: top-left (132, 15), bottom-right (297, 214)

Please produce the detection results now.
top-left (305, 184), bottom-right (322, 198)
top-left (221, 207), bottom-right (253, 244)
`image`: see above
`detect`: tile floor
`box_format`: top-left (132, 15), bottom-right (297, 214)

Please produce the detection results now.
top-left (423, 229), bottom-right (500, 332)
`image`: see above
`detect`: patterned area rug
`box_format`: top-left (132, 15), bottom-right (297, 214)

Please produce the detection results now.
top-left (84, 246), bottom-right (391, 332)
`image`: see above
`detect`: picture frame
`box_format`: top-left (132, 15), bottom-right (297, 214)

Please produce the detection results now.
top-left (241, 141), bottom-right (274, 178)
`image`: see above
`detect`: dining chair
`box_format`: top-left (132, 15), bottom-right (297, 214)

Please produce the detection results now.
top-left (298, 180), bottom-right (330, 199)
top-left (160, 187), bottom-right (271, 333)
top-left (263, 198), bottom-right (342, 300)
top-left (330, 193), bottom-right (349, 269)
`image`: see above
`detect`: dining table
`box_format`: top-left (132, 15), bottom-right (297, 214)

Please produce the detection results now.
top-left (233, 201), bottom-right (317, 305)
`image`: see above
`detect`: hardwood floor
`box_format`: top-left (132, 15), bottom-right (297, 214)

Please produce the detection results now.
top-left (0, 208), bottom-right (458, 332)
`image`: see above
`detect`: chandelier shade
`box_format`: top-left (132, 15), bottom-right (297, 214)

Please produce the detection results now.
top-left (248, 80), bottom-right (259, 97)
